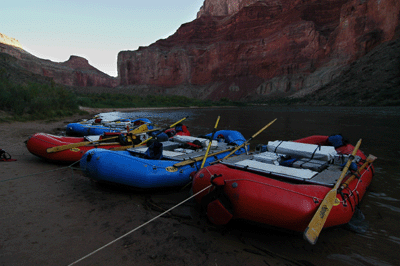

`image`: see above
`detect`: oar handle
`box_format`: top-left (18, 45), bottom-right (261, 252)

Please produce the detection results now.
top-left (249, 118), bottom-right (277, 141)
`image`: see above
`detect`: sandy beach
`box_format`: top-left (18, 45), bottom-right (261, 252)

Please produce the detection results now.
top-left (0, 113), bottom-right (377, 266)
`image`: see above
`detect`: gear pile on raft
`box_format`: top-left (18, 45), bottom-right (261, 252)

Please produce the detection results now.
top-left (24, 114), bottom-right (376, 244)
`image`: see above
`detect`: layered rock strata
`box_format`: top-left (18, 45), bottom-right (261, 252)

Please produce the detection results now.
top-left (0, 34), bottom-right (117, 88)
top-left (118, 0), bottom-right (400, 100)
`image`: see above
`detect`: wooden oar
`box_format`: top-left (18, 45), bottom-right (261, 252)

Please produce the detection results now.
top-left (211, 118), bottom-right (277, 164)
top-left (340, 154), bottom-right (376, 190)
top-left (111, 116), bottom-right (189, 151)
top-left (304, 138), bottom-right (362, 245)
top-left (172, 147), bottom-right (236, 168)
top-left (200, 116), bottom-right (220, 169)
top-left (46, 124), bottom-right (150, 153)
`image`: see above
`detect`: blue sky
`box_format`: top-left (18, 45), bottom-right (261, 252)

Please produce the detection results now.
top-left (2, 0), bottom-right (205, 76)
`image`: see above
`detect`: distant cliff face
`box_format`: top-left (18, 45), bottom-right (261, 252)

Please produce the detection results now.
top-left (197, 0), bottom-right (242, 17)
top-left (0, 33), bottom-right (22, 49)
top-left (0, 33), bottom-right (117, 88)
top-left (118, 0), bottom-right (400, 100)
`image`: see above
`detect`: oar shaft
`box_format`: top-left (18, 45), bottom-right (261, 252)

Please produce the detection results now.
top-left (111, 116), bottom-right (189, 151)
top-left (47, 124), bottom-right (151, 153)
top-left (173, 147), bottom-right (235, 167)
top-left (249, 118), bottom-right (277, 141)
top-left (138, 116), bottom-right (189, 146)
top-left (47, 136), bottom-right (118, 153)
top-left (200, 116), bottom-right (220, 169)
top-left (304, 138), bottom-right (362, 245)
top-left (333, 138), bottom-right (362, 190)
top-left (217, 118), bottom-right (277, 162)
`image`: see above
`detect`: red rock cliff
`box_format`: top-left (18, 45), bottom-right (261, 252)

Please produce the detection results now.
top-left (118, 0), bottom-right (400, 100)
top-left (0, 33), bottom-right (117, 88)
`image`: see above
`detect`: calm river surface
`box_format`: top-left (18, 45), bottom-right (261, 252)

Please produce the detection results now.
top-left (119, 106), bottom-right (399, 265)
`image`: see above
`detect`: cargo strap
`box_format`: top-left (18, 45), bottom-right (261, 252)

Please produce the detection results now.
top-left (297, 145), bottom-right (322, 167)
top-left (273, 140), bottom-right (283, 153)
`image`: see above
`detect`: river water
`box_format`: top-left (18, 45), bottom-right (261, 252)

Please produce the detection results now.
top-left (117, 106), bottom-right (400, 265)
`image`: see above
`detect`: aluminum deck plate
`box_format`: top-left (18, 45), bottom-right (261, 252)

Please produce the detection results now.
top-left (221, 154), bottom-right (341, 187)
top-left (128, 141), bottom-right (232, 161)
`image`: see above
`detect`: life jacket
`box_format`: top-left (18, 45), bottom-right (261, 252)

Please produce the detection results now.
top-left (176, 125), bottom-right (189, 134)
top-left (181, 140), bottom-right (203, 150)
top-left (144, 140), bottom-right (163, 160)
top-left (165, 128), bottom-right (176, 137)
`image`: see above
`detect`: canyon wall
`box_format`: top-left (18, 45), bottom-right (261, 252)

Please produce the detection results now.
top-left (0, 34), bottom-right (117, 88)
top-left (0, 33), bottom-right (22, 49)
top-left (2, 0), bottom-right (399, 100)
top-left (118, 0), bottom-right (400, 100)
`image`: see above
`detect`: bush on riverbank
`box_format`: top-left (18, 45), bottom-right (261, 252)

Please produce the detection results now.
top-left (0, 78), bottom-right (82, 122)
top-left (0, 77), bottom-right (246, 122)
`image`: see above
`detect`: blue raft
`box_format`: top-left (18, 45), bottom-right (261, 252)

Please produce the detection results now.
top-left (66, 118), bottom-right (153, 136)
top-left (80, 130), bottom-right (246, 189)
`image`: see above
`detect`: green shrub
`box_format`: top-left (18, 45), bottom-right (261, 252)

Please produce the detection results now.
top-left (0, 78), bottom-right (81, 121)
top-left (1, 75), bottom-right (248, 122)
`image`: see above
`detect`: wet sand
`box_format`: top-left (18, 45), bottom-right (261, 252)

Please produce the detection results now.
top-left (0, 113), bottom-right (391, 266)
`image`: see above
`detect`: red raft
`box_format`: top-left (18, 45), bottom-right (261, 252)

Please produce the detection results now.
top-left (26, 125), bottom-right (190, 163)
top-left (26, 133), bottom-right (124, 163)
top-left (192, 135), bottom-right (375, 233)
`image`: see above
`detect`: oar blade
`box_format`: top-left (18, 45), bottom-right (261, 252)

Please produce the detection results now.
top-left (366, 154), bottom-right (377, 163)
top-left (304, 190), bottom-right (337, 245)
top-left (304, 138), bottom-right (362, 244)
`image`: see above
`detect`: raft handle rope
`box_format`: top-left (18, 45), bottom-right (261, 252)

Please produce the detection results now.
top-left (67, 184), bottom-right (212, 266)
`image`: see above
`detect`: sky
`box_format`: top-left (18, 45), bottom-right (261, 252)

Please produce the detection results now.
top-left (2, 0), bottom-right (205, 77)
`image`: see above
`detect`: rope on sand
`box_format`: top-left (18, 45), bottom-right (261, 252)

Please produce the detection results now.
top-left (67, 184), bottom-right (212, 266)
top-left (0, 160), bottom-right (80, 183)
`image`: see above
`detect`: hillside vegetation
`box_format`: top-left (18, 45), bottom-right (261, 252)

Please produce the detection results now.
top-left (0, 54), bottom-right (244, 122)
